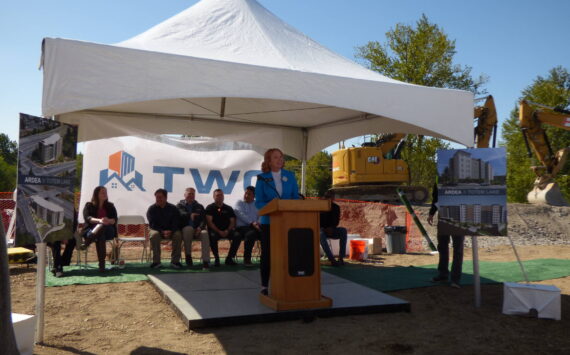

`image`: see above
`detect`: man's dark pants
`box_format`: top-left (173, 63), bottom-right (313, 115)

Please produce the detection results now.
top-left (49, 238), bottom-right (76, 272)
top-left (236, 226), bottom-right (261, 262)
top-left (208, 230), bottom-right (241, 261)
top-left (436, 235), bottom-right (465, 283)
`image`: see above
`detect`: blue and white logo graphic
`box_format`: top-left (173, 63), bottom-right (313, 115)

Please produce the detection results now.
top-left (99, 151), bottom-right (146, 191)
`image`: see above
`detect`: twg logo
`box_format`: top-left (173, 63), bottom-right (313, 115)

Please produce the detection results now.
top-left (99, 151), bottom-right (261, 194)
top-left (153, 167), bottom-right (261, 194)
top-left (99, 151), bottom-right (146, 191)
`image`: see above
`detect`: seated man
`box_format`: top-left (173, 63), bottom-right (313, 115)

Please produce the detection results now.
top-left (147, 188), bottom-right (183, 269)
top-left (177, 187), bottom-right (210, 269)
top-left (49, 210), bottom-right (78, 277)
top-left (205, 189), bottom-right (240, 267)
top-left (233, 186), bottom-right (261, 267)
top-left (320, 190), bottom-right (347, 266)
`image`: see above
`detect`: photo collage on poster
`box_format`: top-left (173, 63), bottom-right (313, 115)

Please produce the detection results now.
top-left (15, 114), bottom-right (78, 246)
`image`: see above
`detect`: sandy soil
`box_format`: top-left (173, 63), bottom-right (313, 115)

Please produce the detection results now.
top-left (8, 204), bottom-right (570, 355)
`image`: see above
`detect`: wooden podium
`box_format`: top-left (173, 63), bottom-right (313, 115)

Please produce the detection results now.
top-left (258, 199), bottom-right (333, 311)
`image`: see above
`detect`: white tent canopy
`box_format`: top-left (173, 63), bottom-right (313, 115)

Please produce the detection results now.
top-left (41, 0), bottom-right (474, 160)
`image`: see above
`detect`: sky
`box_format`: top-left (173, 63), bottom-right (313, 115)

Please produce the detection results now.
top-left (1, 0), bottom-right (569, 151)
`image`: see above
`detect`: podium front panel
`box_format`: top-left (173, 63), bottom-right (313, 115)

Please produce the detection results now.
top-left (270, 212), bottom-right (322, 301)
top-left (288, 228), bottom-right (314, 277)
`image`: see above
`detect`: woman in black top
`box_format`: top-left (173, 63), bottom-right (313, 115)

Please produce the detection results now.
top-left (81, 186), bottom-right (118, 272)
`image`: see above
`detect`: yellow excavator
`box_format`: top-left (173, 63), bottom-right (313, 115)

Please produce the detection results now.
top-left (330, 95), bottom-right (497, 204)
top-left (519, 100), bottom-right (570, 206)
top-left (331, 133), bottom-right (428, 203)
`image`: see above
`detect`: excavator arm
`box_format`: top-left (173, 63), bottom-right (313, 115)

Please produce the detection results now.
top-left (519, 100), bottom-right (570, 205)
top-left (474, 95), bottom-right (498, 148)
top-left (374, 133), bottom-right (407, 157)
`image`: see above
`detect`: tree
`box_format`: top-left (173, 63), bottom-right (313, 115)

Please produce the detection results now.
top-left (501, 66), bottom-right (570, 202)
top-left (284, 152), bottom-right (332, 197)
top-left (0, 134), bottom-right (17, 166)
top-left (355, 15), bottom-right (487, 192)
top-left (355, 14), bottom-right (487, 93)
top-left (0, 156), bottom-right (17, 192)
top-left (502, 108), bottom-right (535, 202)
top-left (75, 153), bottom-right (83, 192)
top-left (400, 135), bottom-right (450, 191)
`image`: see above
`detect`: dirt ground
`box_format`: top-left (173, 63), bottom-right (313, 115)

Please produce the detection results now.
top-left (9, 204), bottom-right (570, 355)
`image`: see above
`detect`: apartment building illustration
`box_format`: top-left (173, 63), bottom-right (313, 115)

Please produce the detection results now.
top-left (445, 150), bottom-right (494, 184)
top-left (439, 203), bottom-right (506, 225)
top-left (39, 133), bottom-right (63, 163)
top-left (30, 195), bottom-right (64, 226)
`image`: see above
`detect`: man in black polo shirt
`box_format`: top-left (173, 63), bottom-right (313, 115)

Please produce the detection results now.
top-left (147, 188), bottom-right (183, 269)
top-left (205, 189), bottom-right (240, 267)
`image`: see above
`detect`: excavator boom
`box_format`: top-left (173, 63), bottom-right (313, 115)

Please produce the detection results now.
top-left (519, 100), bottom-right (570, 206)
top-left (474, 95), bottom-right (498, 148)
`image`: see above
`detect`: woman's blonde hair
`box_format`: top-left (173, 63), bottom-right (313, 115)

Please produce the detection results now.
top-left (261, 148), bottom-right (284, 173)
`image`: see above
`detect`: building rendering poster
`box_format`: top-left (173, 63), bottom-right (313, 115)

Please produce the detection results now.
top-left (436, 147), bottom-right (507, 236)
top-left (15, 114), bottom-right (78, 246)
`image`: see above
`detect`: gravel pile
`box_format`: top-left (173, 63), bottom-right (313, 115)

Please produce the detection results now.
top-left (427, 203), bottom-right (570, 249)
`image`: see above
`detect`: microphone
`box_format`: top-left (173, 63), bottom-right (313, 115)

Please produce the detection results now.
top-left (257, 174), bottom-right (280, 198)
top-left (257, 175), bottom-right (273, 183)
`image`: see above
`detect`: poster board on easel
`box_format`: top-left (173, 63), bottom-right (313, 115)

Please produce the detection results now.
top-left (437, 147), bottom-right (507, 307)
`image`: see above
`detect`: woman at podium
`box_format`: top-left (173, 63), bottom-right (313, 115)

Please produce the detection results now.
top-left (255, 148), bottom-right (299, 295)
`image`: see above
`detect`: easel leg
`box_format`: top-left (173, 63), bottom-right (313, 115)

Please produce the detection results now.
top-left (472, 236), bottom-right (481, 308)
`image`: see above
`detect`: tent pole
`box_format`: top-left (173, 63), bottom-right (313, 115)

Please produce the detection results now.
top-left (301, 160), bottom-right (306, 195)
top-left (300, 129), bottom-right (308, 195)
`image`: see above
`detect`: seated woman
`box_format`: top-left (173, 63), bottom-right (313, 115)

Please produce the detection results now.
top-left (81, 186), bottom-right (118, 272)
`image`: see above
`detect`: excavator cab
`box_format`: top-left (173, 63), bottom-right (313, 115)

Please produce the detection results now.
top-left (331, 134), bottom-right (428, 203)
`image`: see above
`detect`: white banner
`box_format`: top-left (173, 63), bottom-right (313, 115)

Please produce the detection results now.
top-left (80, 136), bottom-right (263, 222)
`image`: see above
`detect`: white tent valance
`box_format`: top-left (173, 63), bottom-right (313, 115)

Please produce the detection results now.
top-left (41, 0), bottom-right (474, 159)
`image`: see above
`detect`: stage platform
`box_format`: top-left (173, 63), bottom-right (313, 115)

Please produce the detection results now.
top-left (148, 270), bottom-right (410, 329)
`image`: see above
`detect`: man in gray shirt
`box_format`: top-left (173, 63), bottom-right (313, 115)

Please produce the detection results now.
top-left (234, 186), bottom-right (261, 267)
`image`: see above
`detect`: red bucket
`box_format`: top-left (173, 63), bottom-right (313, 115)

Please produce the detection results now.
top-left (349, 240), bottom-right (367, 261)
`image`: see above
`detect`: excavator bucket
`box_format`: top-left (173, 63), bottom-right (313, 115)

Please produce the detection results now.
top-left (527, 182), bottom-right (569, 206)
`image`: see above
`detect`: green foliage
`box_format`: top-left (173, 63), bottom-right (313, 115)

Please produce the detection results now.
top-left (400, 136), bottom-right (449, 194)
top-left (0, 134), bottom-right (17, 165)
top-left (62, 126), bottom-right (78, 159)
top-left (501, 112), bottom-right (534, 202)
top-left (355, 14), bottom-right (487, 94)
top-left (0, 156), bottom-right (17, 191)
top-left (0, 134), bottom-right (17, 191)
top-left (75, 153), bottom-right (83, 192)
top-left (284, 152), bottom-right (332, 197)
top-left (355, 15), bottom-right (485, 190)
top-left (501, 66), bottom-right (570, 202)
